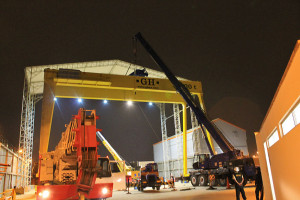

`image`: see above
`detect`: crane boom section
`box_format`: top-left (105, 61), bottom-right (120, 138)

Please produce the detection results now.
top-left (96, 131), bottom-right (131, 172)
top-left (134, 32), bottom-right (234, 154)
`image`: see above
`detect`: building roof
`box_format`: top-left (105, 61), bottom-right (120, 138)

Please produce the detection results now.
top-left (25, 59), bottom-right (188, 95)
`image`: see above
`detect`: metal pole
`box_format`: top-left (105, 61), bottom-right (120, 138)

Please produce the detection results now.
top-left (182, 103), bottom-right (188, 177)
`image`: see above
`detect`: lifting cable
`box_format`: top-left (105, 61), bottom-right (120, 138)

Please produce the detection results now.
top-left (137, 103), bottom-right (160, 140)
top-left (125, 37), bottom-right (138, 75)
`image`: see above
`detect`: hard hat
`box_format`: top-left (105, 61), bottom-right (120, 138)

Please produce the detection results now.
top-left (234, 167), bottom-right (240, 172)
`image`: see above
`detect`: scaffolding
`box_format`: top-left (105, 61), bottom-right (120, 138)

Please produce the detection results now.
top-left (18, 69), bottom-right (42, 186)
top-left (173, 104), bottom-right (182, 175)
top-left (159, 103), bottom-right (170, 179)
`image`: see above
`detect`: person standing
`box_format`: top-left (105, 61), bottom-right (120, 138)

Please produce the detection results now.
top-left (255, 167), bottom-right (264, 200)
top-left (232, 167), bottom-right (247, 200)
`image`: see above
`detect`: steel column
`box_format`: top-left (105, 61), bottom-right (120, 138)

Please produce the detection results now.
top-left (182, 103), bottom-right (188, 177)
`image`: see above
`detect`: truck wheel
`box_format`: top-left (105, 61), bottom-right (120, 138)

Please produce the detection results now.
top-left (156, 186), bottom-right (160, 190)
top-left (191, 175), bottom-right (200, 186)
top-left (152, 186), bottom-right (155, 190)
top-left (218, 178), bottom-right (227, 186)
top-left (141, 186), bottom-right (144, 191)
top-left (138, 186), bottom-right (141, 191)
top-left (199, 175), bottom-right (208, 186)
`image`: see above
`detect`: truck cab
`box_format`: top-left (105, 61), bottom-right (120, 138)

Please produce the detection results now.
top-left (192, 154), bottom-right (210, 170)
top-left (138, 163), bottom-right (162, 191)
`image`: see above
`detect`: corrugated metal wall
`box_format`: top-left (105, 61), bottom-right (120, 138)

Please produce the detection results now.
top-left (0, 143), bottom-right (24, 193)
top-left (153, 119), bottom-right (249, 178)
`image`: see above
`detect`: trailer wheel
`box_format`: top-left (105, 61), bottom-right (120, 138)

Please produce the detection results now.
top-left (191, 175), bottom-right (199, 186)
top-left (156, 186), bottom-right (160, 190)
top-left (218, 178), bottom-right (227, 186)
top-left (199, 175), bottom-right (208, 186)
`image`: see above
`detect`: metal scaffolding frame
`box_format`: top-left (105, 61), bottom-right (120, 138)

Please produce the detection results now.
top-left (159, 103), bottom-right (170, 179)
top-left (173, 104), bottom-right (182, 173)
top-left (19, 69), bottom-right (42, 186)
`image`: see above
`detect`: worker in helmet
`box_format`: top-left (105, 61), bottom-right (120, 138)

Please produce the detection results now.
top-left (232, 167), bottom-right (247, 200)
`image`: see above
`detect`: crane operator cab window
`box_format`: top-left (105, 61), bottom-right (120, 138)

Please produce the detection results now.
top-left (194, 154), bottom-right (210, 164)
top-left (97, 157), bottom-right (112, 178)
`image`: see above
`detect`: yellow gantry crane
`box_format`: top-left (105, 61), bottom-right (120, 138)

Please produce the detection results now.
top-left (40, 68), bottom-right (215, 177)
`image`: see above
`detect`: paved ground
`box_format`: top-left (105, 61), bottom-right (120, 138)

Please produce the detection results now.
top-left (15, 182), bottom-right (261, 199)
top-left (111, 182), bottom-right (259, 200)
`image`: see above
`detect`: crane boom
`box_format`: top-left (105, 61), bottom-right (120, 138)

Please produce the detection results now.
top-left (134, 32), bottom-right (234, 155)
top-left (96, 131), bottom-right (131, 172)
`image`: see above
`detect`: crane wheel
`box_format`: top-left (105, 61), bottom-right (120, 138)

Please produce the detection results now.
top-left (191, 175), bottom-right (200, 186)
top-left (199, 175), bottom-right (208, 186)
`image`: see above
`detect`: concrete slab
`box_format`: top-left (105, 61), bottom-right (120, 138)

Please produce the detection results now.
top-left (15, 182), bottom-right (260, 199)
top-left (111, 182), bottom-right (259, 200)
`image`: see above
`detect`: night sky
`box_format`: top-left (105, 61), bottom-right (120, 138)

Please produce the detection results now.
top-left (0, 1), bottom-right (299, 162)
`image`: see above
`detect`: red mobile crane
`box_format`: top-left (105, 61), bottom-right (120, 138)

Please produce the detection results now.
top-left (37, 108), bottom-right (113, 200)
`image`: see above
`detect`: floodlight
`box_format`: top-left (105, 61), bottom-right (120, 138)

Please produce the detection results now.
top-left (78, 98), bottom-right (82, 103)
top-left (127, 101), bottom-right (133, 106)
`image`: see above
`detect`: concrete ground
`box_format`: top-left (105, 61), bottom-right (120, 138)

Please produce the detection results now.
top-left (111, 182), bottom-right (258, 200)
top-left (15, 182), bottom-right (260, 199)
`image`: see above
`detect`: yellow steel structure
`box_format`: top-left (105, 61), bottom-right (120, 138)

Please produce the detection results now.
top-left (40, 69), bottom-right (214, 177)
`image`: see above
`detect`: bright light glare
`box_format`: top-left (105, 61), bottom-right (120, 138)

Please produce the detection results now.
top-left (42, 190), bottom-right (50, 198)
top-left (77, 98), bottom-right (82, 103)
top-left (149, 102), bottom-right (153, 106)
top-left (127, 101), bottom-right (133, 106)
top-left (54, 97), bottom-right (57, 101)
top-left (103, 100), bottom-right (108, 104)
top-left (117, 178), bottom-right (122, 182)
top-left (102, 188), bottom-right (108, 195)
top-left (18, 149), bottom-right (23, 153)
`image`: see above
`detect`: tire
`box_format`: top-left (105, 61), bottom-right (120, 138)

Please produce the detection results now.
top-left (191, 175), bottom-right (200, 186)
top-left (137, 186), bottom-right (141, 191)
top-left (141, 186), bottom-right (144, 191)
top-left (199, 175), bottom-right (208, 186)
top-left (218, 178), bottom-right (227, 186)
top-left (156, 186), bottom-right (160, 190)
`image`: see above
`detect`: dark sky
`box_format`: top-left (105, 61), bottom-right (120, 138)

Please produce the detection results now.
top-left (0, 1), bottom-right (299, 162)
